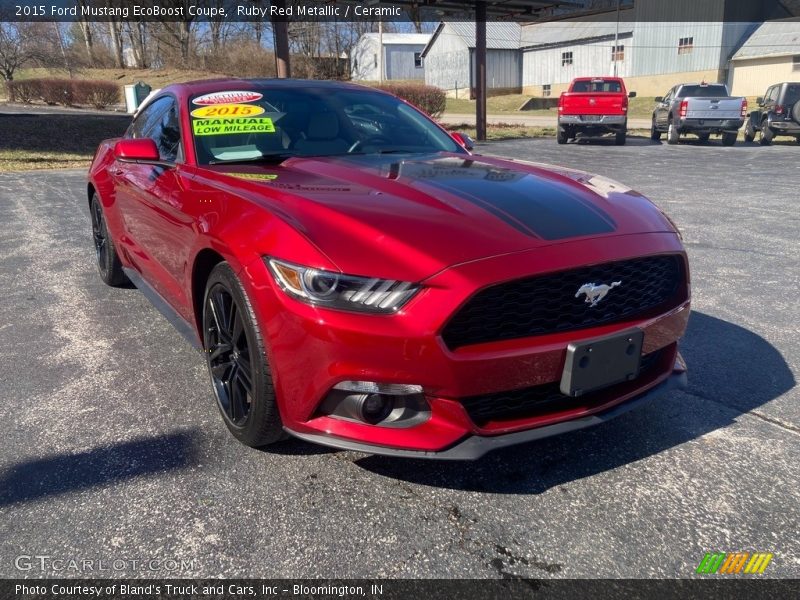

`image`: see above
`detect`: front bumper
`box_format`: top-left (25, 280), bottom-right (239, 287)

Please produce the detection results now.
top-left (243, 234), bottom-right (689, 457)
top-left (286, 368), bottom-right (687, 460)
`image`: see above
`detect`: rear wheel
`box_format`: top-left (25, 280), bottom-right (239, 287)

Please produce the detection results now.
top-left (667, 120), bottom-right (680, 145)
top-left (89, 194), bottom-right (129, 287)
top-left (697, 133), bottom-right (710, 143)
top-left (203, 262), bottom-right (285, 447)
top-left (650, 118), bottom-right (661, 141)
top-left (721, 131), bottom-right (737, 146)
top-left (615, 129), bottom-right (627, 145)
top-left (760, 120), bottom-right (774, 145)
top-left (556, 126), bottom-right (568, 144)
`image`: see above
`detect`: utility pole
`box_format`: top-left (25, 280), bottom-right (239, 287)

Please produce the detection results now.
top-left (613, 0), bottom-right (621, 76)
top-left (378, 20), bottom-right (383, 83)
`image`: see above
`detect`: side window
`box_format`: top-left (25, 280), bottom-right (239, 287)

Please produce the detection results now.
top-left (125, 97), bottom-right (171, 140)
top-left (152, 102), bottom-right (181, 163)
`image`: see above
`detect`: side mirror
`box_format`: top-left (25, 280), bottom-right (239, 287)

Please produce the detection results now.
top-left (451, 131), bottom-right (475, 151)
top-left (756, 96), bottom-right (764, 106)
top-left (654, 96), bottom-right (663, 103)
top-left (628, 91), bottom-right (637, 98)
top-left (114, 138), bottom-right (160, 162)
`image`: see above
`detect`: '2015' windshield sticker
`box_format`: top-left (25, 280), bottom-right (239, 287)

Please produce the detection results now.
top-left (191, 104), bottom-right (265, 119)
top-left (192, 117), bottom-right (275, 136)
top-left (192, 91), bottom-right (263, 105)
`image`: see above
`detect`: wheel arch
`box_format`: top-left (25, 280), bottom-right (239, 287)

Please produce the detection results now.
top-left (87, 182), bottom-right (96, 206)
top-left (191, 248), bottom-right (227, 337)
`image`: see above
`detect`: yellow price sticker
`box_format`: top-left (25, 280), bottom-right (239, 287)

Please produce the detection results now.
top-left (193, 117), bottom-right (275, 136)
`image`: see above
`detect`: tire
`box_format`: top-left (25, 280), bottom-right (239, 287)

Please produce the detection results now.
top-left (650, 118), bottom-right (661, 141)
top-left (667, 120), bottom-right (680, 145)
top-left (89, 193), bottom-right (129, 287)
top-left (744, 120), bottom-right (756, 143)
top-left (697, 133), bottom-right (710, 143)
top-left (203, 262), bottom-right (285, 447)
top-left (760, 120), bottom-right (774, 146)
top-left (721, 132), bottom-right (737, 146)
top-left (615, 129), bottom-right (627, 145)
top-left (556, 126), bottom-right (568, 145)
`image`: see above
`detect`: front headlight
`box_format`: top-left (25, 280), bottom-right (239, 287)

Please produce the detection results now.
top-left (265, 258), bottom-right (420, 314)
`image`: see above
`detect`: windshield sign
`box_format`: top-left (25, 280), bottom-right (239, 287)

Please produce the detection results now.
top-left (189, 87), bottom-right (461, 165)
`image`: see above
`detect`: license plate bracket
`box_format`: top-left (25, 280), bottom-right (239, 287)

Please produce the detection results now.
top-left (581, 115), bottom-right (602, 122)
top-left (560, 329), bottom-right (644, 397)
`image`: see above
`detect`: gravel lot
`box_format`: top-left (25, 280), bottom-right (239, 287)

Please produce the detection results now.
top-left (0, 137), bottom-right (797, 579)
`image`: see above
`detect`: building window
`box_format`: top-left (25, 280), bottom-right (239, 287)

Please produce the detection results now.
top-left (561, 51), bottom-right (573, 67)
top-left (612, 45), bottom-right (624, 62)
top-left (794, 55), bottom-right (800, 71)
top-left (414, 52), bottom-right (423, 68)
top-left (542, 84), bottom-right (551, 97)
top-left (678, 37), bottom-right (694, 55)
top-left (374, 53), bottom-right (378, 68)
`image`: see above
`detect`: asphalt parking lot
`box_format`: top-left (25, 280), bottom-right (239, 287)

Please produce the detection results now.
top-left (1, 137), bottom-right (798, 579)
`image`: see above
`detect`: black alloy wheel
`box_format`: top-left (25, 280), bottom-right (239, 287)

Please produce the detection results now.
top-left (89, 194), bottom-right (128, 287)
top-left (205, 284), bottom-right (255, 427)
top-left (202, 262), bottom-right (284, 447)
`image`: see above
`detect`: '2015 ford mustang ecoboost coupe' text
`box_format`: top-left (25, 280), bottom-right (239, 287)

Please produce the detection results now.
top-left (87, 79), bottom-right (690, 459)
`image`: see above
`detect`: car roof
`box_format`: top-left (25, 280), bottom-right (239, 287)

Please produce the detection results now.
top-left (161, 77), bottom-right (376, 100)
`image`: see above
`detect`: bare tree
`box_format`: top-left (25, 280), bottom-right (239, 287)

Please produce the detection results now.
top-left (0, 23), bottom-right (45, 81)
top-left (76, 0), bottom-right (96, 66)
top-left (126, 21), bottom-right (148, 68)
top-left (108, 19), bottom-right (124, 67)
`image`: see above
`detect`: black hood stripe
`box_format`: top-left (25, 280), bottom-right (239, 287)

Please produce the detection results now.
top-left (419, 176), bottom-right (616, 241)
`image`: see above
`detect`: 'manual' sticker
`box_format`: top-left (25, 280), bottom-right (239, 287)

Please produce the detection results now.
top-left (192, 91), bottom-right (263, 105)
top-left (193, 117), bottom-right (275, 136)
top-left (191, 104), bottom-right (265, 118)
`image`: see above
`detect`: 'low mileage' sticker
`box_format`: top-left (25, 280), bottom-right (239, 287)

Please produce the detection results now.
top-left (191, 104), bottom-right (265, 119)
top-left (192, 117), bottom-right (275, 136)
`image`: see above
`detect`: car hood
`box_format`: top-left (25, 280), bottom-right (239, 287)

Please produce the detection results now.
top-left (204, 152), bottom-right (677, 281)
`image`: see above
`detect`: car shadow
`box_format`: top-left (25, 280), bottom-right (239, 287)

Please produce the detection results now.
top-left (350, 311), bottom-right (794, 493)
top-left (0, 430), bottom-right (200, 506)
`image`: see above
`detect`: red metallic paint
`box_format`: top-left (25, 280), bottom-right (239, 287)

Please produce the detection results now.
top-left (88, 80), bottom-right (690, 456)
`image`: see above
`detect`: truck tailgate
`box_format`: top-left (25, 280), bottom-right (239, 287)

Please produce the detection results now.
top-left (561, 93), bottom-right (626, 115)
top-left (686, 97), bottom-right (743, 119)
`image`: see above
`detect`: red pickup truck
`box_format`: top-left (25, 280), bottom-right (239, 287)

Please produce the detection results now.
top-left (557, 77), bottom-right (636, 145)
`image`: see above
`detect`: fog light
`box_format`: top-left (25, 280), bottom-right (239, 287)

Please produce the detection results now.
top-left (358, 394), bottom-right (393, 424)
top-left (319, 381), bottom-right (430, 428)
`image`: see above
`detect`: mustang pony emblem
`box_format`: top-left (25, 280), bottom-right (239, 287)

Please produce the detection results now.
top-left (575, 281), bottom-right (622, 307)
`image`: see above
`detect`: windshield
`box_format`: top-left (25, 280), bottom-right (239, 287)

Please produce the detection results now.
top-left (189, 87), bottom-right (462, 165)
top-left (678, 85), bottom-right (729, 98)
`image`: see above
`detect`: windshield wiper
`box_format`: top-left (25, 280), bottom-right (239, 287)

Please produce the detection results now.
top-left (208, 153), bottom-right (295, 165)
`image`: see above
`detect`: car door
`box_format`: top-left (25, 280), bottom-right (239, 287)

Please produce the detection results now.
top-left (655, 88), bottom-right (673, 127)
top-left (110, 97), bottom-right (173, 272)
top-left (765, 85), bottom-right (778, 117)
top-left (113, 96), bottom-right (196, 317)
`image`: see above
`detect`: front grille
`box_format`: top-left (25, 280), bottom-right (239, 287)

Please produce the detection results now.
top-left (460, 349), bottom-right (665, 426)
top-left (442, 254), bottom-right (685, 349)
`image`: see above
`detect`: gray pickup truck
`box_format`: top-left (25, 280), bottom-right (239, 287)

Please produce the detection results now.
top-left (650, 83), bottom-right (746, 146)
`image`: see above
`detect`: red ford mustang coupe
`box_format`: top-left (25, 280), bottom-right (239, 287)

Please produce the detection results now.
top-left (87, 79), bottom-right (689, 459)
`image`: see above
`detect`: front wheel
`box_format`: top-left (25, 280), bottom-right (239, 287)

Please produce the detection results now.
top-left (697, 133), bottom-right (710, 143)
top-left (721, 132), bottom-right (737, 146)
top-left (203, 262), bottom-right (285, 447)
top-left (89, 194), bottom-right (129, 287)
top-left (667, 121), bottom-right (680, 145)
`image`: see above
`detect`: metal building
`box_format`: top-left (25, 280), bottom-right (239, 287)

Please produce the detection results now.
top-left (421, 22), bottom-right (523, 97)
top-left (729, 19), bottom-right (800, 96)
top-left (350, 33), bottom-right (431, 82)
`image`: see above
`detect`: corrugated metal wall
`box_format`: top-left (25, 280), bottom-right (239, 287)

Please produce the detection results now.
top-left (424, 24), bottom-right (471, 91)
top-left (522, 36), bottom-right (633, 86)
top-left (385, 44), bottom-right (426, 81)
top-left (473, 50), bottom-right (522, 89)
